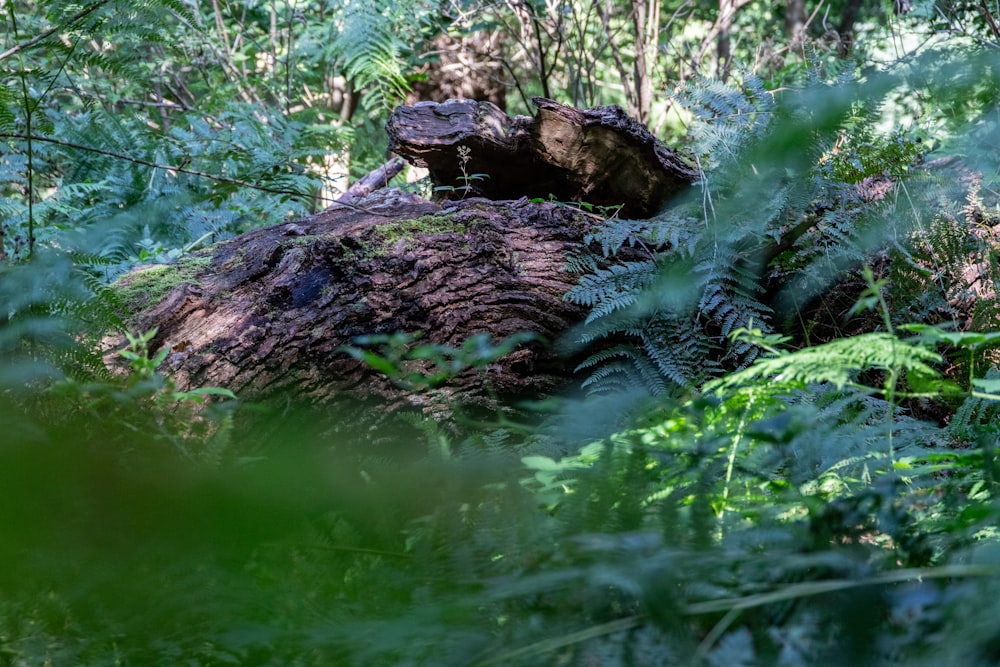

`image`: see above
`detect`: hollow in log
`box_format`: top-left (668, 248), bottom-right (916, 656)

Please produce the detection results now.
top-left (387, 97), bottom-right (699, 218)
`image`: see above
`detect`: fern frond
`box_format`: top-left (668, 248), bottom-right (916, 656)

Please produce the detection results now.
top-left (338, 1), bottom-right (415, 110)
top-left (677, 73), bottom-right (775, 164)
top-left (564, 260), bottom-right (657, 323)
top-left (949, 368), bottom-right (1000, 443)
top-left (580, 360), bottom-right (649, 395)
top-left (0, 83), bottom-right (15, 132)
top-left (563, 249), bottom-right (600, 274)
top-left (637, 318), bottom-right (715, 388)
top-left (586, 211), bottom-right (699, 258)
top-left (706, 332), bottom-right (941, 396)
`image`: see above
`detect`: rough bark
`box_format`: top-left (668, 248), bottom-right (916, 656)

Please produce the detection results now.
top-left (387, 97), bottom-right (698, 219)
top-left (109, 193), bottom-right (594, 419)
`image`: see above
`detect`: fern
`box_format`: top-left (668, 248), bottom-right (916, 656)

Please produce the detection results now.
top-left (566, 75), bottom-right (790, 394)
top-left (0, 251), bottom-right (109, 385)
top-left (635, 315), bottom-right (720, 386)
top-left (566, 260), bottom-right (657, 323)
top-left (888, 171), bottom-right (1000, 338)
top-left (338, 0), bottom-right (433, 110)
top-left (569, 308), bottom-right (718, 394)
top-left (677, 73), bottom-right (775, 165)
top-left (705, 331), bottom-right (941, 396)
top-left (577, 345), bottom-right (669, 395)
top-left (694, 246), bottom-right (772, 357)
top-left (584, 209), bottom-right (700, 258)
top-left (568, 67), bottom-right (936, 395)
top-left (949, 368), bottom-right (1000, 443)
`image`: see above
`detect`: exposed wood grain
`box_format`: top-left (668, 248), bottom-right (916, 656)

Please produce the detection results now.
top-left (387, 97), bottom-right (698, 218)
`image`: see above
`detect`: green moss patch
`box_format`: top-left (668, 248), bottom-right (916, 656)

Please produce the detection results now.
top-left (115, 255), bottom-right (212, 313)
top-left (370, 214), bottom-right (466, 255)
top-left (281, 234), bottom-right (320, 248)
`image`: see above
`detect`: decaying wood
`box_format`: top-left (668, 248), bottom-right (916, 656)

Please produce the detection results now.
top-left (108, 100), bottom-right (698, 421)
top-left (110, 193), bottom-right (593, 418)
top-left (387, 97), bottom-right (699, 218)
top-left (334, 156), bottom-right (406, 206)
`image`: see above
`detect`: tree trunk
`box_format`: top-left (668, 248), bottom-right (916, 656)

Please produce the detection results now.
top-left (407, 31), bottom-right (508, 110)
top-left (714, 0), bottom-right (751, 81)
top-left (630, 0), bottom-right (660, 126)
top-left (786, 0), bottom-right (806, 35)
top-left (837, 0), bottom-right (864, 56)
top-left (109, 194), bottom-right (597, 420)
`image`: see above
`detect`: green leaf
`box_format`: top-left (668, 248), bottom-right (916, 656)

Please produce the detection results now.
top-left (972, 378), bottom-right (1000, 398)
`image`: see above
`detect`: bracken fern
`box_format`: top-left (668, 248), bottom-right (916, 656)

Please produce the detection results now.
top-left (567, 68), bottom-right (929, 395)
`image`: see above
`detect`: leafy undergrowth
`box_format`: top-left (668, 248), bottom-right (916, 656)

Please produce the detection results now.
top-left (4, 310), bottom-right (1000, 666)
top-left (4, 19), bottom-right (1000, 665)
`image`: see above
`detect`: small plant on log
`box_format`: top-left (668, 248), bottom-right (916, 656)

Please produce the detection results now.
top-left (433, 145), bottom-right (490, 199)
top-left (339, 331), bottom-right (538, 390)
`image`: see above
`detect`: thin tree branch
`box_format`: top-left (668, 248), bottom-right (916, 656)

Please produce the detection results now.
top-left (0, 132), bottom-right (310, 199)
top-left (0, 0), bottom-right (112, 63)
top-left (0, 132), bottom-right (396, 216)
top-left (334, 156), bottom-right (405, 205)
top-left (979, 0), bottom-right (1000, 42)
top-left (118, 99), bottom-right (188, 111)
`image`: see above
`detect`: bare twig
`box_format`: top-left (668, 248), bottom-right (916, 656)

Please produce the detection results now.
top-left (335, 157), bottom-right (406, 205)
top-left (118, 99), bottom-right (188, 111)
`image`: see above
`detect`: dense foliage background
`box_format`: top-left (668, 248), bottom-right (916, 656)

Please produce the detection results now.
top-left (4, 0), bottom-right (1000, 664)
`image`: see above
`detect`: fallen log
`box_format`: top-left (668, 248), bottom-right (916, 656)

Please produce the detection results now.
top-left (110, 193), bottom-right (594, 417)
top-left (108, 99), bottom-right (699, 422)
